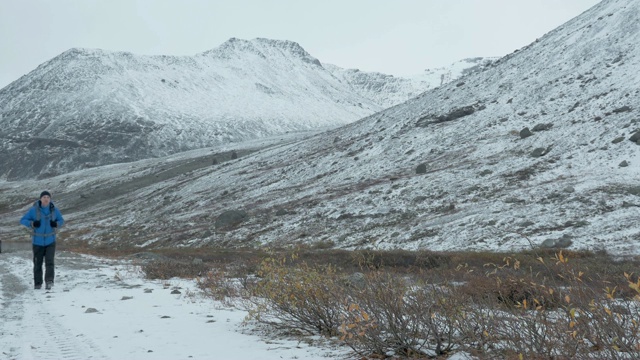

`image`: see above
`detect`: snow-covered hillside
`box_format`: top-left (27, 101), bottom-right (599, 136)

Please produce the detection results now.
top-left (2, 0), bottom-right (638, 255)
top-left (325, 57), bottom-right (496, 109)
top-left (0, 38), bottom-right (482, 181)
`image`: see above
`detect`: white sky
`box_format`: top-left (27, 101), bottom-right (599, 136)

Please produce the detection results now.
top-left (0, 0), bottom-right (601, 89)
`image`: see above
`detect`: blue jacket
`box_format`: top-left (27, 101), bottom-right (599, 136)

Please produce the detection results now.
top-left (20, 201), bottom-right (64, 246)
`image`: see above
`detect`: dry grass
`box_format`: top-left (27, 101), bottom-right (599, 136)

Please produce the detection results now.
top-left (62, 243), bottom-right (640, 358)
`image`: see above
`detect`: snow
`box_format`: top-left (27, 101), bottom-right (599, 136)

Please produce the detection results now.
top-left (0, 38), bottom-right (482, 180)
top-left (0, 248), bottom-right (348, 360)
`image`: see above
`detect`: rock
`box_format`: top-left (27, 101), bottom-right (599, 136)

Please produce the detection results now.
top-left (563, 186), bottom-right (575, 193)
top-left (416, 105), bottom-right (479, 126)
top-left (343, 272), bottom-right (366, 289)
top-left (518, 221), bottom-right (535, 228)
top-left (612, 136), bottom-right (625, 144)
top-left (541, 234), bottom-right (573, 248)
top-left (613, 105), bottom-right (632, 113)
top-left (85, 308), bottom-right (99, 313)
top-left (626, 186), bottom-right (640, 196)
top-left (121, 296), bottom-right (133, 300)
top-left (416, 163), bottom-right (427, 174)
top-left (532, 123), bottom-right (553, 131)
top-left (629, 131), bottom-right (640, 143)
top-left (412, 196), bottom-right (428, 203)
top-left (275, 208), bottom-right (288, 216)
top-left (531, 147), bottom-right (550, 157)
top-left (171, 289), bottom-right (182, 295)
top-left (215, 210), bottom-right (249, 230)
top-left (556, 235), bottom-right (574, 247)
top-left (619, 160), bottom-right (629, 167)
top-left (520, 127), bottom-right (533, 139)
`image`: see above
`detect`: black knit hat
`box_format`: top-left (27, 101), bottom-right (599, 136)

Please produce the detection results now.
top-left (39, 191), bottom-right (51, 199)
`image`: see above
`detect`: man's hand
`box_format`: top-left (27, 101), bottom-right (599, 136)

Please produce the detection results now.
top-left (33, 220), bottom-right (41, 228)
top-left (50, 220), bottom-right (58, 228)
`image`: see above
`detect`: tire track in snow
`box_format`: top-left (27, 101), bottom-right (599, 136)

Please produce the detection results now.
top-left (0, 254), bottom-right (30, 359)
top-left (0, 252), bottom-right (109, 360)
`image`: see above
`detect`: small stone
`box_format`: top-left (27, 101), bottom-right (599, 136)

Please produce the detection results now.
top-left (520, 127), bottom-right (533, 139)
top-left (85, 308), bottom-right (99, 313)
top-left (171, 290), bottom-right (182, 295)
top-left (619, 160), bottom-right (629, 167)
top-left (531, 148), bottom-right (547, 157)
top-left (532, 123), bottom-right (553, 132)
top-left (121, 296), bottom-right (133, 300)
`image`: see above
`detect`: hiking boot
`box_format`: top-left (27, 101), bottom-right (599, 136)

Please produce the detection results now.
top-left (34, 284), bottom-right (42, 290)
top-left (45, 282), bottom-right (53, 290)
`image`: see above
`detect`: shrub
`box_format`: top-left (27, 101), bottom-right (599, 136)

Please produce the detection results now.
top-left (191, 248), bottom-right (640, 359)
top-left (248, 253), bottom-right (344, 336)
top-left (340, 271), bottom-right (468, 358)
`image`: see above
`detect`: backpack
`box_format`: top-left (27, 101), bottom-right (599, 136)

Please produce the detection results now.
top-left (32, 201), bottom-right (58, 236)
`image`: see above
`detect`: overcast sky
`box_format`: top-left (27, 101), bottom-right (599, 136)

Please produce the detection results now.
top-left (0, 0), bottom-right (601, 89)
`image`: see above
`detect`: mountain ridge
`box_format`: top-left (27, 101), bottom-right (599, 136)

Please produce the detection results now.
top-left (0, 38), bottom-right (485, 180)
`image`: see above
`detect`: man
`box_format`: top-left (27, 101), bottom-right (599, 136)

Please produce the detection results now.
top-left (20, 191), bottom-right (64, 290)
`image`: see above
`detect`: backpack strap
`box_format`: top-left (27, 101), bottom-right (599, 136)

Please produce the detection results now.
top-left (34, 201), bottom-right (41, 221)
top-left (30, 201), bottom-right (58, 237)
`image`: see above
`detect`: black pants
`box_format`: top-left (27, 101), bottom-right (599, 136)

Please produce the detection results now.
top-left (33, 242), bottom-right (56, 285)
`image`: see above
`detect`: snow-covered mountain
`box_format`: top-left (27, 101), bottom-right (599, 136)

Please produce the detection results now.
top-left (324, 57), bottom-right (496, 109)
top-left (2, 0), bottom-right (637, 256)
top-left (0, 38), bottom-right (483, 181)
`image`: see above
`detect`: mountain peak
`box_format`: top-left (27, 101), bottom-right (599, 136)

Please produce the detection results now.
top-left (199, 37), bottom-right (321, 66)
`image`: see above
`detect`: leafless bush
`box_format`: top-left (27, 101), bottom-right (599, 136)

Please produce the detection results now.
top-left (456, 252), bottom-right (640, 359)
top-left (196, 266), bottom-right (250, 304)
top-left (340, 271), bottom-right (469, 358)
top-left (137, 247), bottom-right (640, 359)
top-left (247, 253), bottom-right (345, 336)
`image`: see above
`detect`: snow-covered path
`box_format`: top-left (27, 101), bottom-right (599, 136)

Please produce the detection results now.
top-left (0, 247), bottom-right (347, 360)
